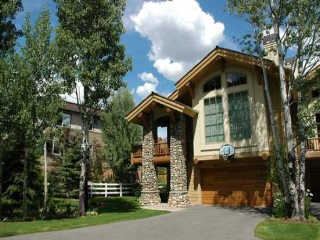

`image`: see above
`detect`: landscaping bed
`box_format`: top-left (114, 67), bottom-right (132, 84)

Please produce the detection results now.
top-left (0, 197), bottom-right (168, 238)
top-left (255, 218), bottom-right (320, 240)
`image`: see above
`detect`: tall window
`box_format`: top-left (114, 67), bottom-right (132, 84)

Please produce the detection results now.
top-left (226, 72), bottom-right (247, 87)
top-left (203, 76), bottom-right (221, 92)
top-left (204, 96), bottom-right (224, 143)
top-left (228, 91), bottom-right (251, 140)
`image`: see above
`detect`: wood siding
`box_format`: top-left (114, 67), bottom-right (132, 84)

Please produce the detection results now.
top-left (200, 159), bottom-right (272, 207)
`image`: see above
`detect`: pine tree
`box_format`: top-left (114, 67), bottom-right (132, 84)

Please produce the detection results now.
top-left (103, 88), bottom-right (142, 183)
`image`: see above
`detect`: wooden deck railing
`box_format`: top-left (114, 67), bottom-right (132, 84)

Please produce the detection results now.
top-left (132, 142), bottom-right (170, 158)
top-left (305, 138), bottom-right (320, 151)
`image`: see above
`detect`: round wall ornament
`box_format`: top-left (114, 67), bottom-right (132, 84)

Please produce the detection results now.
top-left (219, 144), bottom-right (235, 161)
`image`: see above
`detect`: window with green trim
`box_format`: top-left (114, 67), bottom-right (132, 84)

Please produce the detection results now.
top-left (204, 96), bottom-right (224, 143)
top-left (228, 91), bottom-right (251, 140)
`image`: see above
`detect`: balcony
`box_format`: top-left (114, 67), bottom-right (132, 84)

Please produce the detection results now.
top-left (306, 138), bottom-right (320, 158)
top-left (131, 142), bottom-right (170, 165)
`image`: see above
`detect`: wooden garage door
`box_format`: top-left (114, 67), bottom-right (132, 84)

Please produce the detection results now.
top-left (201, 161), bottom-right (271, 207)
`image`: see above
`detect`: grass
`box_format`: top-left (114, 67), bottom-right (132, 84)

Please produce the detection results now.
top-left (255, 219), bottom-right (320, 240)
top-left (0, 197), bottom-right (168, 238)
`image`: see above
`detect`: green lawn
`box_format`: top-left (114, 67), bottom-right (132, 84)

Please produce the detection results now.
top-left (255, 219), bottom-right (320, 240)
top-left (0, 197), bottom-right (168, 238)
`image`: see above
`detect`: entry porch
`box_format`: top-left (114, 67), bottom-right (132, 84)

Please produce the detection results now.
top-left (126, 92), bottom-right (197, 207)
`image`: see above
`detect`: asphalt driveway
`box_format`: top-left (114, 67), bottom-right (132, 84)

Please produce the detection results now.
top-left (2, 205), bottom-right (269, 240)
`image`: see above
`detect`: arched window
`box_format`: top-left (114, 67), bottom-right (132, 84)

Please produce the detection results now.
top-left (226, 72), bottom-right (247, 87)
top-left (203, 76), bottom-right (221, 92)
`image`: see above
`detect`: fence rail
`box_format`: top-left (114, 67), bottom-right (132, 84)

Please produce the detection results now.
top-left (88, 182), bottom-right (136, 197)
top-left (305, 138), bottom-right (320, 151)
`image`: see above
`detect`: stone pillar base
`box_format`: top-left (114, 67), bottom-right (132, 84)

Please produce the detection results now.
top-left (168, 191), bottom-right (190, 208)
top-left (139, 191), bottom-right (161, 206)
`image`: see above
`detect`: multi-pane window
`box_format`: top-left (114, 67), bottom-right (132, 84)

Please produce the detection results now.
top-left (204, 96), bottom-right (224, 143)
top-left (59, 112), bottom-right (71, 127)
top-left (203, 76), bottom-right (221, 92)
top-left (228, 91), bottom-right (251, 140)
top-left (226, 72), bottom-right (247, 87)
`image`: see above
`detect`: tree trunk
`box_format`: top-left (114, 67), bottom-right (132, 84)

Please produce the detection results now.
top-left (298, 134), bottom-right (306, 220)
top-left (260, 57), bottom-right (289, 202)
top-left (23, 148), bottom-right (28, 220)
top-left (270, 0), bottom-right (299, 218)
top-left (79, 122), bottom-right (89, 216)
top-left (43, 141), bottom-right (48, 217)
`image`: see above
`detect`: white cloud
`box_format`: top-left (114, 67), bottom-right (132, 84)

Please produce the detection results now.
top-left (136, 72), bottom-right (159, 98)
top-left (131, 0), bottom-right (225, 81)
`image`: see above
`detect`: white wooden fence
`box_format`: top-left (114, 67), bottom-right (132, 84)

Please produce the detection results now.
top-left (88, 182), bottom-right (136, 197)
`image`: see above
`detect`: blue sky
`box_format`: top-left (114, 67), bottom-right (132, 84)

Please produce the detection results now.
top-left (15, 0), bottom-right (250, 104)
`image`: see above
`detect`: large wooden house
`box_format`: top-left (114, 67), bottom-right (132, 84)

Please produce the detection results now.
top-left (126, 35), bottom-right (320, 208)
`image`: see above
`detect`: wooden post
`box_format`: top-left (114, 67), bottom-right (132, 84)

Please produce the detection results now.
top-left (120, 183), bottom-right (123, 197)
top-left (105, 183), bottom-right (108, 197)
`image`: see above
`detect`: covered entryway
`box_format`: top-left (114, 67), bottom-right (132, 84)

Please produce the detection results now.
top-left (126, 92), bottom-right (198, 208)
top-left (200, 159), bottom-right (272, 207)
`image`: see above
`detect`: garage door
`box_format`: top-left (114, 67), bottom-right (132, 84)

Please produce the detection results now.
top-left (201, 160), bottom-right (271, 207)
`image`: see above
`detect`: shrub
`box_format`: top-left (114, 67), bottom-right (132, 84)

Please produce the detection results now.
top-left (272, 195), bottom-right (287, 218)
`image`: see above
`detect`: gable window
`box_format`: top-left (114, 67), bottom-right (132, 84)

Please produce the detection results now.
top-left (58, 112), bottom-right (71, 127)
top-left (203, 76), bottom-right (221, 92)
top-left (226, 72), bottom-right (247, 87)
top-left (228, 91), bottom-right (251, 140)
top-left (204, 96), bottom-right (224, 143)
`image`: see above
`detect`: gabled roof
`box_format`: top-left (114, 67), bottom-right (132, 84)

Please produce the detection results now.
top-left (126, 92), bottom-right (198, 124)
top-left (169, 46), bottom-right (276, 100)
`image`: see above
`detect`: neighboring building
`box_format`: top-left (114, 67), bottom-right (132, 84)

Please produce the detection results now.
top-left (126, 34), bottom-right (320, 208)
top-left (43, 101), bottom-right (114, 180)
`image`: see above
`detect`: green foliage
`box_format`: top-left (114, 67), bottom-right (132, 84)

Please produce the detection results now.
top-left (46, 198), bottom-right (79, 219)
top-left (272, 196), bottom-right (287, 218)
top-left (0, 0), bottom-right (23, 56)
top-left (54, 0), bottom-right (132, 215)
top-left (255, 219), bottom-right (320, 240)
top-left (53, 133), bottom-right (81, 199)
top-left (1, 134), bottom-right (43, 219)
top-left (102, 88), bottom-right (142, 182)
top-left (0, 197), bottom-right (168, 238)
top-left (54, 0), bottom-right (131, 111)
top-left (0, 9), bottom-right (63, 219)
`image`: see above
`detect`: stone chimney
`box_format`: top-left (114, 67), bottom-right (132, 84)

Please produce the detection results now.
top-left (263, 33), bottom-right (278, 65)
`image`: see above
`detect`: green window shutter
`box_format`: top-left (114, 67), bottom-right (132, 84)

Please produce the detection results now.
top-left (228, 91), bottom-right (251, 141)
top-left (205, 96), bottom-right (224, 143)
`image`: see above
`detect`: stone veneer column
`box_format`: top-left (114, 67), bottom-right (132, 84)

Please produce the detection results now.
top-left (139, 114), bottom-right (161, 206)
top-left (168, 113), bottom-right (190, 208)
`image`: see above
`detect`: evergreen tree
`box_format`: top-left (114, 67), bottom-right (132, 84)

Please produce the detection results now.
top-left (103, 88), bottom-right (142, 183)
top-left (1, 9), bottom-right (63, 219)
top-left (54, 0), bottom-right (131, 215)
top-left (0, 0), bottom-right (23, 220)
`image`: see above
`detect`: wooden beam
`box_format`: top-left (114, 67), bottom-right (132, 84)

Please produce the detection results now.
top-left (186, 82), bottom-right (195, 98)
top-left (255, 66), bottom-right (263, 86)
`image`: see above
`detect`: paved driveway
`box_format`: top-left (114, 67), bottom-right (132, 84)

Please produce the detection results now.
top-left (3, 206), bottom-right (269, 240)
